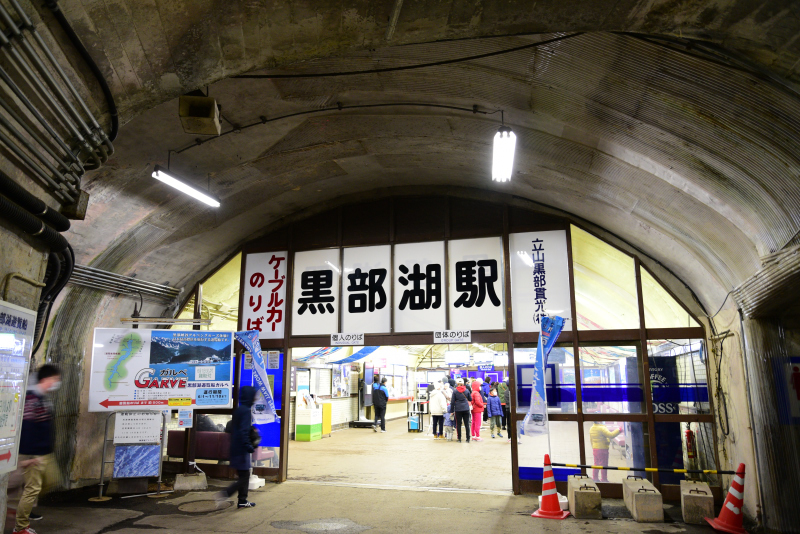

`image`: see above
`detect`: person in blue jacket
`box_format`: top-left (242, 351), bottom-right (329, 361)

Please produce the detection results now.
top-left (480, 378), bottom-right (491, 423)
top-left (486, 387), bottom-right (504, 438)
top-left (219, 386), bottom-right (257, 508)
top-left (372, 376), bottom-right (390, 432)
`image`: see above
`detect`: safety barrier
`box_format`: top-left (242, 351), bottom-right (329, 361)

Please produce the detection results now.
top-left (551, 462), bottom-right (743, 476)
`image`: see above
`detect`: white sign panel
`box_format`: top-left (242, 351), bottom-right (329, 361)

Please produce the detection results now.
top-left (509, 230), bottom-right (572, 332)
top-left (292, 249), bottom-right (341, 335)
top-left (0, 300), bottom-right (35, 474)
top-left (393, 242), bottom-right (446, 333)
top-left (434, 330), bottom-right (472, 344)
top-left (113, 411), bottom-right (162, 444)
top-left (89, 329), bottom-right (234, 412)
top-left (342, 245), bottom-right (391, 333)
top-left (331, 333), bottom-right (365, 346)
top-left (242, 251), bottom-right (288, 339)
top-left (448, 237), bottom-right (505, 331)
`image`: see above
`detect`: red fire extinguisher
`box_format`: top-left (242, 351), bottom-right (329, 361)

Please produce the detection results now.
top-left (685, 428), bottom-right (697, 459)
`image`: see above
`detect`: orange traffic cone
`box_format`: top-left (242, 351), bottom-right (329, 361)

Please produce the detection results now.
top-left (705, 463), bottom-right (747, 534)
top-left (532, 454), bottom-right (570, 520)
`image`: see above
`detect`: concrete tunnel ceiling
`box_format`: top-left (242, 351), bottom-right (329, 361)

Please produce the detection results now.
top-left (48, 1), bottom-right (800, 324)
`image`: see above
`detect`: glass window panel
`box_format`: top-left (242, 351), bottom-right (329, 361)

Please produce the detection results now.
top-left (571, 225), bottom-right (639, 330)
top-left (200, 253), bottom-right (242, 331)
top-left (580, 344), bottom-right (644, 414)
top-left (654, 422), bottom-right (718, 486)
top-left (642, 269), bottom-right (700, 328)
top-left (648, 339), bottom-right (709, 415)
top-left (517, 421), bottom-right (580, 470)
top-left (514, 345), bottom-right (577, 414)
top-left (583, 421), bottom-right (650, 483)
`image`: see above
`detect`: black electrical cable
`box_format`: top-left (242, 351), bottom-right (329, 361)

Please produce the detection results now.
top-left (32, 244), bottom-right (73, 357)
top-left (175, 102), bottom-right (492, 155)
top-left (43, 0), bottom-right (118, 142)
top-left (0, 170), bottom-right (69, 231)
top-left (233, 32), bottom-right (584, 79)
top-left (0, 192), bottom-right (69, 252)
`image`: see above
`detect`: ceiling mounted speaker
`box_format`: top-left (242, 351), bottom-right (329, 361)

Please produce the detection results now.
top-left (178, 95), bottom-right (221, 135)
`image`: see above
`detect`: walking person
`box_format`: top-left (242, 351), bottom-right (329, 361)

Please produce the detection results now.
top-left (14, 364), bottom-right (61, 534)
top-left (372, 377), bottom-right (389, 432)
top-left (589, 422), bottom-right (621, 482)
top-left (219, 386), bottom-right (257, 508)
top-left (486, 387), bottom-right (504, 438)
top-left (449, 379), bottom-right (472, 443)
top-left (428, 383), bottom-right (447, 439)
top-left (497, 379), bottom-right (509, 430)
top-left (470, 381), bottom-right (485, 441)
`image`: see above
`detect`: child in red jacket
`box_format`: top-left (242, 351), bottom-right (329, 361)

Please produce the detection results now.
top-left (470, 381), bottom-right (485, 441)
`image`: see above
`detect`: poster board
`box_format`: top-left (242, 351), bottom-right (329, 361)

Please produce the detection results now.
top-left (331, 364), bottom-right (350, 398)
top-left (113, 411), bottom-right (162, 444)
top-left (113, 445), bottom-right (161, 478)
top-left (89, 329), bottom-right (234, 411)
top-left (0, 300), bottom-right (35, 474)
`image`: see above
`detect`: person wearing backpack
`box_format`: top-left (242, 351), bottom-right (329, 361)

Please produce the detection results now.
top-left (470, 381), bottom-right (486, 441)
top-left (448, 379), bottom-right (472, 443)
top-left (219, 386), bottom-right (257, 508)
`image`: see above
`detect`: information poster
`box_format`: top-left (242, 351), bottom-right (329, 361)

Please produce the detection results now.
top-left (0, 300), bottom-right (35, 474)
top-left (113, 445), bottom-right (160, 478)
top-left (89, 329), bottom-right (234, 412)
top-left (113, 411), bottom-right (162, 444)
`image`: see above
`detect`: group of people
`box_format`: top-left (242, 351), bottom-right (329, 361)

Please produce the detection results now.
top-left (427, 376), bottom-right (511, 443)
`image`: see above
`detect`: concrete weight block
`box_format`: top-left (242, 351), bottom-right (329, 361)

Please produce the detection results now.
top-left (622, 478), bottom-right (664, 523)
top-left (567, 475), bottom-right (602, 519)
top-left (680, 480), bottom-right (715, 524)
top-left (174, 473), bottom-right (208, 491)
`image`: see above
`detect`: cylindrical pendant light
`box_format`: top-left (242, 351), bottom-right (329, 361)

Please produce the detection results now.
top-left (492, 112), bottom-right (516, 182)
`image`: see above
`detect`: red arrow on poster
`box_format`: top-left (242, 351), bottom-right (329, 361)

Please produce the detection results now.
top-left (0, 450), bottom-right (12, 462)
top-left (99, 399), bottom-right (196, 408)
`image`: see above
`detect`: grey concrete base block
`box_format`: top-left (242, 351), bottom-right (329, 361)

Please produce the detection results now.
top-left (622, 478), bottom-right (664, 523)
top-left (680, 480), bottom-right (715, 524)
top-left (174, 473), bottom-right (208, 491)
top-left (567, 475), bottom-right (602, 519)
top-left (108, 478), bottom-right (148, 494)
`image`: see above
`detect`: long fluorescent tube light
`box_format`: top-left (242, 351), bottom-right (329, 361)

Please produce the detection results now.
top-left (152, 165), bottom-right (220, 207)
top-left (492, 126), bottom-right (516, 182)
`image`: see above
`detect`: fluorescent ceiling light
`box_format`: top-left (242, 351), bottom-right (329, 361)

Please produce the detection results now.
top-left (492, 126), bottom-right (516, 182)
top-left (152, 165), bottom-right (220, 207)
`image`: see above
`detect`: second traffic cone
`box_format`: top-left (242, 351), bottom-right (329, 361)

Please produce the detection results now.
top-left (532, 454), bottom-right (570, 520)
top-left (705, 463), bottom-right (747, 534)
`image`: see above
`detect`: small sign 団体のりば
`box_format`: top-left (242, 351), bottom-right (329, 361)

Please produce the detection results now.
top-left (433, 330), bottom-right (471, 344)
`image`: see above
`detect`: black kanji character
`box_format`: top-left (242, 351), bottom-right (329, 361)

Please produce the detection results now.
top-left (347, 268), bottom-right (387, 313)
top-left (453, 259), bottom-right (501, 309)
top-left (298, 270), bottom-right (335, 315)
top-left (398, 264), bottom-right (441, 310)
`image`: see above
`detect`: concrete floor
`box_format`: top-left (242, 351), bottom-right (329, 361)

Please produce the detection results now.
top-left (6, 479), bottom-right (720, 534)
top-left (288, 418), bottom-right (513, 492)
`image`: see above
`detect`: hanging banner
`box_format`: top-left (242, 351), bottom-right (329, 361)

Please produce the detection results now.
top-left (89, 329), bottom-right (233, 411)
top-left (0, 300), bottom-right (35, 475)
top-left (394, 241), bottom-right (446, 333)
top-left (448, 237), bottom-right (505, 331)
top-left (522, 315), bottom-right (565, 437)
top-left (509, 231), bottom-right (571, 332)
top-left (242, 251), bottom-right (288, 339)
top-left (292, 249), bottom-right (341, 336)
top-left (235, 330), bottom-right (279, 424)
top-left (342, 245), bottom-right (391, 333)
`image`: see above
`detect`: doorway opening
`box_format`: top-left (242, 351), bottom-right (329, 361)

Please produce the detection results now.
top-left (287, 344), bottom-right (512, 492)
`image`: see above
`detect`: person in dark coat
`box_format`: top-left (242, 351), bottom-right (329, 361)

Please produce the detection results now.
top-left (448, 379), bottom-right (472, 443)
top-left (219, 386), bottom-right (257, 508)
top-left (372, 377), bottom-right (389, 432)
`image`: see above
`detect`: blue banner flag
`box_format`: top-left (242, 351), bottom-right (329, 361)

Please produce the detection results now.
top-left (235, 330), bottom-right (279, 424)
top-left (522, 316), bottom-right (565, 437)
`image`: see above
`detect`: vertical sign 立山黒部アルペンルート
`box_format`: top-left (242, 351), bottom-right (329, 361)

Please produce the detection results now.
top-left (509, 231), bottom-right (572, 333)
top-left (292, 249), bottom-right (341, 336)
top-left (242, 251), bottom-right (288, 339)
top-left (393, 241), bottom-right (447, 333)
top-left (342, 245), bottom-right (391, 334)
top-left (447, 237), bottom-right (505, 331)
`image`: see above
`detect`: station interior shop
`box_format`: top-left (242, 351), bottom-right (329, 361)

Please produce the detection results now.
top-left (165, 338), bottom-right (716, 494)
